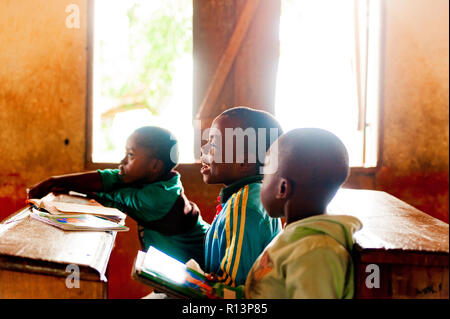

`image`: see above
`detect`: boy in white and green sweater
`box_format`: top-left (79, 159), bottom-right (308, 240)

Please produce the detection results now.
top-left (245, 128), bottom-right (362, 299)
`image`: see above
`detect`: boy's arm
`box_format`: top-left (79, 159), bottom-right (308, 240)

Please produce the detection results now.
top-left (94, 181), bottom-right (178, 224)
top-left (27, 171), bottom-right (103, 199)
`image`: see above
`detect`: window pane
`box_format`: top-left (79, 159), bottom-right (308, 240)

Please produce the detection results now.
top-left (92, 0), bottom-right (194, 163)
top-left (275, 0), bottom-right (379, 167)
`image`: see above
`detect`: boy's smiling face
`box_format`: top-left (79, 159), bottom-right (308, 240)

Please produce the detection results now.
top-left (119, 132), bottom-right (163, 184)
top-left (200, 115), bottom-right (254, 185)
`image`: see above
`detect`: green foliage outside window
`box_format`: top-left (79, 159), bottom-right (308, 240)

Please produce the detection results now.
top-left (96, 0), bottom-right (192, 154)
top-left (100, 0), bottom-right (192, 118)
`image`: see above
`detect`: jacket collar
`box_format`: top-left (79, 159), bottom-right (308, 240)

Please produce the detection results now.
top-left (219, 175), bottom-right (263, 204)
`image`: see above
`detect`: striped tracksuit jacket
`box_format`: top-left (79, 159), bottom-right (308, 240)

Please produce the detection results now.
top-left (204, 175), bottom-right (282, 286)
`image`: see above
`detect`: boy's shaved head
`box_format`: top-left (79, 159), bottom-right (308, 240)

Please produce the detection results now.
top-left (133, 126), bottom-right (179, 174)
top-left (261, 128), bottom-right (349, 221)
top-left (220, 106), bottom-right (283, 152)
top-left (277, 128), bottom-right (349, 189)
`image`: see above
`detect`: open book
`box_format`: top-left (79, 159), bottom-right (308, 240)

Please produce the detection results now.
top-left (28, 193), bottom-right (126, 223)
top-left (132, 247), bottom-right (243, 299)
top-left (28, 193), bottom-right (128, 232)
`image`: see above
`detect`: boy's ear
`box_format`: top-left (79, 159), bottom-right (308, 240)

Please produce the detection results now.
top-left (277, 178), bottom-right (291, 200)
top-left (150, 158), bottom-right (164, 173)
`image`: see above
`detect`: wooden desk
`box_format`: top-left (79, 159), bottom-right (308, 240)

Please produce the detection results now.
top-left (0, 207), bottom-right (116, 299)
top-left (1, 189), bottom-right (448, 299)
top-left (328, 188), bottom-right (449, 299)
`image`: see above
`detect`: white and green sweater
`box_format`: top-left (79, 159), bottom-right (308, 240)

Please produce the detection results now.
top-left (244, 214), bottom-right (362, 299)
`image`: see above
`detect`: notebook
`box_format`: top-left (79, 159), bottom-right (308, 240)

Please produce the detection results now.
top-left (132, 246), bottom-right (243, 299)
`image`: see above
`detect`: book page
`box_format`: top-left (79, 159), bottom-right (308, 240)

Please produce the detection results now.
top-left (28, 193), bottom-right (98, 209)
top-left (47, 201), bottom-right (126, 219)
top-left (143, 246), bottom-right (188, 284)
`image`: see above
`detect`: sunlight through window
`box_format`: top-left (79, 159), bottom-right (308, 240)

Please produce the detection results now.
top-left (92, 0), bottom-right (194, 164)
top-left (275, 0), bottom-right (381, 167)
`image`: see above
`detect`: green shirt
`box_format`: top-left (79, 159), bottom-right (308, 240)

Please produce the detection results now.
top-left (95, 169), bottom-right (209, 264)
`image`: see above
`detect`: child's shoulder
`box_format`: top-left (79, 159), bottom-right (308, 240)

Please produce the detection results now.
top-left (140, 173), bottom-right (182, 197)
top-left (97, 168), bottom-right (123, 191)
top-left (154, 170), bottom-right (181, 187)
top-left (223, 181), bottom-right (272, 223)
top-left (225, 180), bottom-right (262, 204)
top-left (118, 171), bottom-right (182, 200)
top-left (279, 215), bottom-right (359, 257)
top-left (243, 182), bottom-right (265, 212)
top-left (267, 231), bottom-right (342, 268)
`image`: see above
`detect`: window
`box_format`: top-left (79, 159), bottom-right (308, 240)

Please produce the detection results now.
top-left (275, 0), bottom-right (382, 167)
top-left (88, 0), bottom-right (381, 168)
top-left (89, 0), bottom-right (194, 165)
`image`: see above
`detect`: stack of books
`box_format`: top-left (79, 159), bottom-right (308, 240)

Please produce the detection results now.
top-left (28, 193), bottom-right (129, 232)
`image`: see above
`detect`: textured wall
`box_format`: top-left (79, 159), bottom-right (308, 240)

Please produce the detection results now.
top-left (0, 0), bottom-right (87, 218)
top-left (376, 0), bottom-right (449, 222)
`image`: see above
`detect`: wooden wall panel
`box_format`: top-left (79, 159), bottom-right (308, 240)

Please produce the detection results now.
top-left (193, 0), bottom-right (281, 144)
top-left (193, 0), bottom-right (237, 119)
top-left (233, 0), bottom-right (280, 112)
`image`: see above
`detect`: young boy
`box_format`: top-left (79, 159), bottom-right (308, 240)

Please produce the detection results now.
top-left (27, 126), bottom-right (209, 266)
top-left (200, 107), bottom-right (283, 287)
top-left (245, 128), bottom-right (362, 299)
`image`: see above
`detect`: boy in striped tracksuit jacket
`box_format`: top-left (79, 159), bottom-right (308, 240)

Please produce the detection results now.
top-left (200, 107), bottom-right (283, 286)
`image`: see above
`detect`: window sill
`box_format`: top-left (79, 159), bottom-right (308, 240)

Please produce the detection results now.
top-left (85, 162), bottom-right (378, 180)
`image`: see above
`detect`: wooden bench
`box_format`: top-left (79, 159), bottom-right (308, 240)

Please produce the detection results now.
top-left (328, 188), bottom-right (449, 299)
top-left (0, 206), bottom-right (116, 299)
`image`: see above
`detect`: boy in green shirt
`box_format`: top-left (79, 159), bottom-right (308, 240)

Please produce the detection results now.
top-left (27, 126), bottom-right (209, 265)
top-left (245, 128), bottom-right (362, 298)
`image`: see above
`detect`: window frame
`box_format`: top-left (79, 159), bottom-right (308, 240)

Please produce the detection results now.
top-left (84, 0), bottom-right (385, 179)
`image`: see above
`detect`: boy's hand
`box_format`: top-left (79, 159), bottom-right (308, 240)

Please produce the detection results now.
top-left (27, 177), bottom-right (66, 199)
top-left (205, 273), bottom-right (218, 282)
